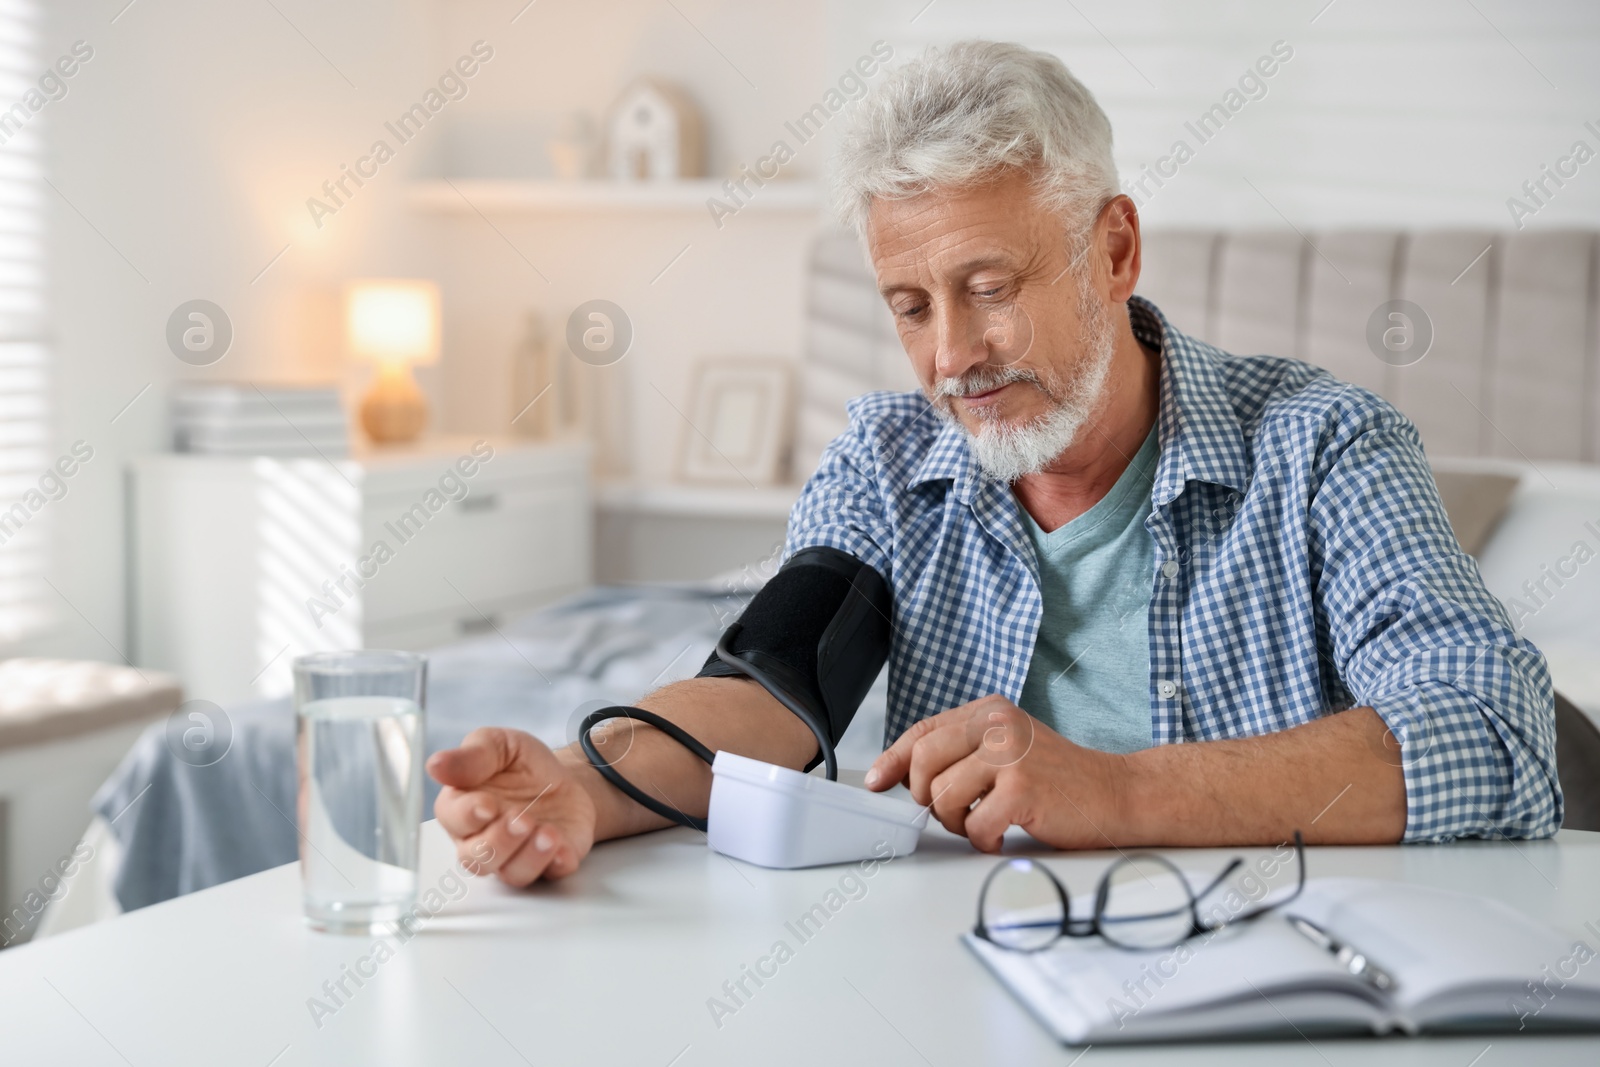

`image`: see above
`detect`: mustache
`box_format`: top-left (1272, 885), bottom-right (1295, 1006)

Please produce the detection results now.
top-left (932, 364), bottom-right (1045, 399)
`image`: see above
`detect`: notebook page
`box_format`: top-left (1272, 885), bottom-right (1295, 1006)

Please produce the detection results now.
top-left (1288, 878), bottom-right (1600, 1019)
top-left (965, 914), bottom-right (1383, 1042)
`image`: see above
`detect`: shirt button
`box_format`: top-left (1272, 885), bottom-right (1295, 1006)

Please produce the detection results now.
top-left (1161, 560), bottom-right (1180, 579)
top-left (1157, 680), bottom-right (1179, 699)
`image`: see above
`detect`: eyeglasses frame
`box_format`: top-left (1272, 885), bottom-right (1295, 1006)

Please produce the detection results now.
top-left (972, 830), bottom-right (1307, 952)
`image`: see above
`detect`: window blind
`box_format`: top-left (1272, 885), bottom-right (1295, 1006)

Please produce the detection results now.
top-left (0, 0), bottom-right (52, 643)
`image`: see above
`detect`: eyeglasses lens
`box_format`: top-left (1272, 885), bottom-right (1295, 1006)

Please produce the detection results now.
top-left (979, 859), bottom-right (1065, 951)
top-left (1098, 855), bottom-right (1194, 950)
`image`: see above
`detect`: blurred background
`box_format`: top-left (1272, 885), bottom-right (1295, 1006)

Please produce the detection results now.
top-left (1, 0), bottom-right (1598, 942)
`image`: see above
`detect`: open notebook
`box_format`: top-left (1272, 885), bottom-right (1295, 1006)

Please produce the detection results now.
top-left (966, 877), bottom-right (1600, 1044)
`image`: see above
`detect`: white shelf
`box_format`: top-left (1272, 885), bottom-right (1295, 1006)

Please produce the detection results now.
top-left (407, 179), bottom-right (822, 214)
top-left (596, 480), bottom-right (799, 520)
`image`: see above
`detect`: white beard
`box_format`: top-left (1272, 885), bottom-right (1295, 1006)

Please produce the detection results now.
top-left (930, 273), bottom-right (1118, 483)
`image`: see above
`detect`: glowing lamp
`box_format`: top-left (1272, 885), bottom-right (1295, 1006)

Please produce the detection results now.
top-left (345, 279), bottom-right (440, 444)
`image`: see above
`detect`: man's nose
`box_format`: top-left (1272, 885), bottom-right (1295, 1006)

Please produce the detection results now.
top-left (932, 302), bottom-right (992, 382)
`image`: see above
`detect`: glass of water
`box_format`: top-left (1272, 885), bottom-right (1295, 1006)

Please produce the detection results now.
top-left (294, 650), bottom-right (426, 934)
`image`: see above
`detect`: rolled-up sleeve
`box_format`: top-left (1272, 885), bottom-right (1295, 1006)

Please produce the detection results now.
top-left (1309, 418), bottom-right (1562, 842)
top-left (784, 403), bottom-right (894, 578)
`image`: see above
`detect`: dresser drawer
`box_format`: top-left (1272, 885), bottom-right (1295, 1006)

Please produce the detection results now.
top-left (363, 588), bottom-right (576, 651)
top-left (359, 473), bottom-right (590, 627)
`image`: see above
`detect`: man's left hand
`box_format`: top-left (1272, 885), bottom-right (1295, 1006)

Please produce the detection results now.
top-left (863, 695), bottom-right (1131, 852)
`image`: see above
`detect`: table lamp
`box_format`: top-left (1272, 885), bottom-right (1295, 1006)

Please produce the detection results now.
top-left (345, 279), bottom-right (440, 444)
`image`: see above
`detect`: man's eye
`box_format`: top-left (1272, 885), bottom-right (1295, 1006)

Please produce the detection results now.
top-left (894, 302), bottom-right (927, 320)
top-left (972, 286), bottom-right (1007, 301)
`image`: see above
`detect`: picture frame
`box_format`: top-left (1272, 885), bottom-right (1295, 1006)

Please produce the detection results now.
top-left (677, 358), bottom-right (794, 487)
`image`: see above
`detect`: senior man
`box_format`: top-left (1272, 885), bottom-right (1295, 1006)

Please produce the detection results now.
top-left (429, 41), bottom-right (1561, 886)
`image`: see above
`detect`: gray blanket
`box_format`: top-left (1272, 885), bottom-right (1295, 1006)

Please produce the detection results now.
top-left (93, 585), bottom-right (890, 912)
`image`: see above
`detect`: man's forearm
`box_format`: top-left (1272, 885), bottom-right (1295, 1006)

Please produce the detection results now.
top-left (1115, 707), bottom-right (1407, 846)
top-left (555, 677), bottom-right (819, 842)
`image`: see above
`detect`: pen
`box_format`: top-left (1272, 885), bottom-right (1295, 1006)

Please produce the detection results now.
top-left (1286, 914), bottom-right (1396, 993)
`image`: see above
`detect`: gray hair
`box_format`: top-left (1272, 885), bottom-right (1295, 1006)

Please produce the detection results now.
top-left (832, 41), bottom-right (1119, 240)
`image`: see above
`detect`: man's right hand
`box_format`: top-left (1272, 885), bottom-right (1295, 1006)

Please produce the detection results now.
top-left (428, 727), bottom-right (597, 887)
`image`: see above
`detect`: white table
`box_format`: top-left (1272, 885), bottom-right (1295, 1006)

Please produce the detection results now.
top-left (3, 821), bottom-right (1598, 1065)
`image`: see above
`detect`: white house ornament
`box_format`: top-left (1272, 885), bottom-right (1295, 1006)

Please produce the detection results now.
top-left (605, 78), bottom-right (705, 181)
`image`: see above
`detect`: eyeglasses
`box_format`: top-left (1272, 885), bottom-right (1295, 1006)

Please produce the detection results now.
top-left (972, 831), bottom-right (1305, 952)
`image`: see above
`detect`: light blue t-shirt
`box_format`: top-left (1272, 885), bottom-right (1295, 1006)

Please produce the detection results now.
top-left (1016, 426), bottom-right (1158, 754)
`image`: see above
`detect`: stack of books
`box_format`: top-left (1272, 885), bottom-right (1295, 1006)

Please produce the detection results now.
top-left (172, 383), bottom-right (350, 458)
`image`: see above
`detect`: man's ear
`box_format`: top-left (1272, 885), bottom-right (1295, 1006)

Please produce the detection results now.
top-left (1097, 194), bottom-right (1142, 304)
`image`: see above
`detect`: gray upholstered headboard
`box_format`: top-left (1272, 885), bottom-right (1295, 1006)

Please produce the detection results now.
top-left (796, 232), bottom-right (920, 478)
top-left (797, 229), bottom-right (1600, 479)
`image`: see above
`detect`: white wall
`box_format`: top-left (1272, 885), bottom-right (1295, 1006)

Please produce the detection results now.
top-left (421, 0), bottom-right (830, 481)
top-left (828, 0), bottom-right (1600, 230)
top-left (23, 0), bottom-right (1600, 660)
top-left (32, 0), bottom-right (453, 660)
top-left (27, 0), bottom-right (834, 661)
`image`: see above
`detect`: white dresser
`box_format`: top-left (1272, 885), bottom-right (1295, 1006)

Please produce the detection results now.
top-left (128, 437), bottom-right (591, 705)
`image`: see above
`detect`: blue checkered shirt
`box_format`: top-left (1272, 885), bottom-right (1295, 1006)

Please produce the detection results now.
top-left (786, 296), bottom-right (1561, 843)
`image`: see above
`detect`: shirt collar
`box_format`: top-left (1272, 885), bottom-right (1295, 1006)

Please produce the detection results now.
top-left (908, 413), bottom-right (980, 502)
top-left (907, 295), bottom-right (1251, 506)
top-left (1130, 295), bottom-right (1252, 505)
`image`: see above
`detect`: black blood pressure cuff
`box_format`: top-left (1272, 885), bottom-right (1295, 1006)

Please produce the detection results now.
top-left (697, 546), bottom-right (891, 756)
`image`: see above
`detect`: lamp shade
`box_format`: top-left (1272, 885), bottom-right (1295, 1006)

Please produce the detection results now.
top-left (344, 279), bottom-right (440, 365)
